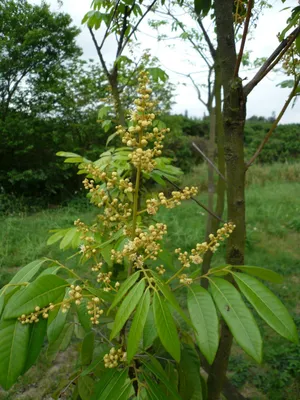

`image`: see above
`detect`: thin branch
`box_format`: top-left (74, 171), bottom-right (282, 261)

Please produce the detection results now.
top-left (192, 142), bottom-right (227, 182)
top-left (197, 17), bottom-right (216, 60)
top-left (89, 27), bottom-right (111, 79)
top-left (188, 74), bottom-right (208, 109)
top-left (116, 5), bottom-right (130, 58)
top-left (246, 76), bottom-right (300, 169)
top-left (244, 26), bottom-right (300, 96)
top-left (120, 0), bottom-right (158, 54)
top-left (99, 0), bottom-right (121, 51)
top-left (234, 0), bottom-right (254, 77)
top-left (161, 175), bottom-right (225, 223)
top-left (168, 11), bottom-right (212, 68)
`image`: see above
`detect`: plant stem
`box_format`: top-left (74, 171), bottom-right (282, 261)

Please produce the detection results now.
top-left (128, 133), bottom-right (142, 276)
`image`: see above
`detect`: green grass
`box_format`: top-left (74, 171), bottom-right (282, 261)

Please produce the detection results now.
top-left (0, 165), bottom-right (300, 399)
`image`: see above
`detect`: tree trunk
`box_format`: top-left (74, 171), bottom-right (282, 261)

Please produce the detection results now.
top-left (206, 1), bottom-right (247, 399)
top-left (205, 107), bottom-right (216, 237)
top-left (201, 53), bottom-right (226, 289)
top-left (110, 67), bottom-right (125, 126)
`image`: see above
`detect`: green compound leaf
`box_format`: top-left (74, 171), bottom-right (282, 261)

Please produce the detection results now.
top-left (110, 279), bottom-right (145, 339)
top-left (235, 266), bottom-right (283, 283)
top-left (187, 285), bottom-right (219, 364)
top-left (233, 272), bottom-right (298, 343)
top-left (81, 331), bottom-right (95, 366)
top-left (47, 301), bottom-right (70, 343)
top-left (76, 298), bottom-right (92, 332)
top-left (155, 277), bottom-right (192, 327)
top-left (47, 322), bottom-right (74, 362)
top-left (59, 227), bottom-right (78, 250)
top-left (92, 368), bottom-right (129, 400)
top-left (143, 306), bottom-right (157, 349)
top-left (78, 375), bottom-right (95, 400)
top-left (144, 373), bottom-right (168, 400)
top-left (194, 0), bottom-right (211, 16)
top-left (141, 356), bottom-right (182, 399)
top-left (24, 318), bottom-right (47, 373)
top-left (127, 289), bottom-right (150, 362)
top-left (0, 319), bottom-right (30, 390)
top-left (153, 291), bottom-right (181, 362)
top-left (4, 275), bottom-right (68, 319)
top-left (108, 270), bottom-right (140, 312)
top-left (178, 343), bottom-right (203, 400)
top-left (210, 277), bottom-right (262, 363)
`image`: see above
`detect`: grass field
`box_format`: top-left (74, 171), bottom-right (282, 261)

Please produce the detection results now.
top-left (0, 163), bottom-right (299, 399)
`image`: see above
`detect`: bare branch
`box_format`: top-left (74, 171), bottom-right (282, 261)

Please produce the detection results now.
top-left (197, 17), bottom-right (216, 60)
top-left (120, 0), bottom-right (158, 55)
top-left (99, 0), bottom-right (121, 51)
top-left (167, 11), bottom-right (212, 68)
top-left (244, 26), bottom-right (300, 96)
top-left (116, 4), bottom-right (131, 58)
top-left (192, 142), bottom-right (227, 182)
top-left (246, 76), bottom-right (300, 169)
top-left (234, 0), bottom-right (254, 78)
top-left (89, 27), bottom-right (111, 79)
top-left (188, 74), bottom-right (208, 109)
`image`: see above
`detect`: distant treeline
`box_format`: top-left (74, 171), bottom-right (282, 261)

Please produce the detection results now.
top-left (0, 110), bottom-right (299, 212)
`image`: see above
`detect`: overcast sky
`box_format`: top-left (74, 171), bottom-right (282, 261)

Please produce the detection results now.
top-left (32, 0), bottom-right (299, 123)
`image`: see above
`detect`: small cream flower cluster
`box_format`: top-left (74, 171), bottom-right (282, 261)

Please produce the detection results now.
top-left (179, 274), bottom-right (193, 285)
top-left (103, 347), bottom-right (127, 368)
top-left (111, 223), bottom-right (167, 267)
top-left (69, 284), bottom-right (83, 306)
top-left (19, 303), bottom-right (55, 324)
top-left (99, 198), bottom-right (132, 228)
top-left (175, 222), bottom-right (236, 269)
top-left (91, 262), bottom-right (103, 272)
top-left (156, 265), bottom-right (166, 275)
top-left (87, 296), bottom-right (104, 324)
top-left (116, 71), bottom-right (169, 173)
top-left (146, 187), bottom-right (198, 215)
top-left (281, 40), bottom-right (300, 76)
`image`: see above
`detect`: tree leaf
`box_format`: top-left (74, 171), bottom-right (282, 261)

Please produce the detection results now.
top-left (24, 318), bottom-right (47, 373)
top-left (233, 272), bottom-right (298, 343)
top-left (194, 0), bottom-right (211, 16)
top-left (57, 151), bottom-right (82, 158)
top-left (143, 306), bottom-right (157, 349)
top-left (81, 331), bottom-right (95, 366)
top-left (108, 270), bottom-right (140, 312)
top-left (127, 289), bottom-right (150, 362)
top-left (144, 373), bottom-right (167, 400)
top-left (155, 278), bottom-right (192, 327)
top-left (0, 320), bottom-right (30, 390)
top-left (47, 322), bottom-right (74, 362)
top-left (178, 343), bottom-right (202, 400)
top-left (141, 356), bottom-right (182, 399)
top-left (47, 229), bottom-right (69, 246)
top-left (296, 35), bottom-right (300, 54)
top-left (60, 228), bottom-right (78, 250)
top-left (110, 279), bottom-right (145, 339)
top-left (9, 258), bottom-right (48, 285)
top-left (4, 275), bottom-right (68, 319)
top-left (235, 266), bottom-right (283, 283)
top-left (91, 368), bottom-right (129, 400)
top-left (47, 302), bottom-right (70, 343)
top-left (76, 298), bottom-right (92, 332)
top-left (210, 277), bottom-right (262, 362)
top-left (39, 266), bottom-right (60, 277)
top-left (78, 375), bottom-right (95, 400)
top-left (153, 292), bottom-right (181, 362)
top-left (81, 343), bottom-right (110, 376)
top-left (187, 285), bottom-right (219, 364)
